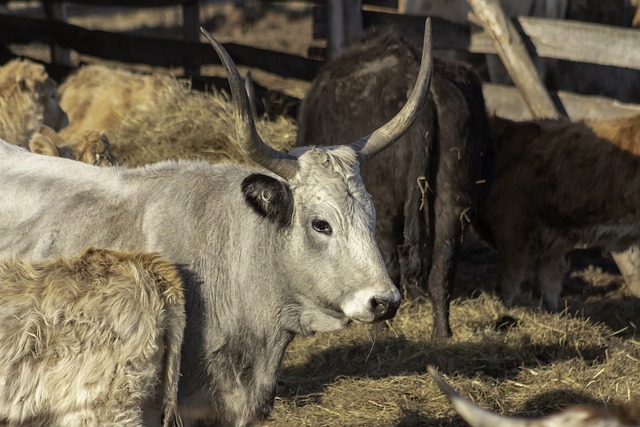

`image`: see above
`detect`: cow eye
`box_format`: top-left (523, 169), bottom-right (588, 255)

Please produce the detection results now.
top-left (312, 219), bottom-right (332, 235)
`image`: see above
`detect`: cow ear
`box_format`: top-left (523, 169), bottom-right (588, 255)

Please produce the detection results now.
top-left (242, 174), bottom-right (293, 227)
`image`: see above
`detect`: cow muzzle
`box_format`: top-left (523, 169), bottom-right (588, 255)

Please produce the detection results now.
top-left (342, 287), bottom-right (401, 323)
top-left (371, 294), bottom-right (401, 321)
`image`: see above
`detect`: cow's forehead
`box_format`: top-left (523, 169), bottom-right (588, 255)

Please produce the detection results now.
top-left (290, 146), bottom-right (375, 219)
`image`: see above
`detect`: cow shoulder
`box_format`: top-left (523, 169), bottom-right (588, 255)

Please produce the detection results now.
top-left (242, 173), bottom-right (293, 227)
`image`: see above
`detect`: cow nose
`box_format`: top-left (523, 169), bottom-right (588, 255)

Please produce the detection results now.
top-left (371, 296), bottom-right (400, 320)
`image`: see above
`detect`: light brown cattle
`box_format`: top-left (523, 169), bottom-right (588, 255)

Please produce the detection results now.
top-left (0, 248), bottom-right (185, 426)
top-left (586, 114), bottom-right (640, 156)
top-left (57, 64), bottom-right (181, 139)
top-left (28, 125), bottom-right (118, 166)
top-left (429, 366), bottom-right (640, 427)
top-left (0, 59), bottom-right (68, 146)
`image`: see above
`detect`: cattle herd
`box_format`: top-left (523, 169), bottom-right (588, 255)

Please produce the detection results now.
top-left (0, 7), bottom-right (638, 427)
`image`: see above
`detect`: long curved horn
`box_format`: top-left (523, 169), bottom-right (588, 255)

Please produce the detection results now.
top-left (200, 28), bottom-right (299, 179)
top-left (428, 366), bottom-right (533, 427)
top-left (350, 18), bottom-right (434, 163)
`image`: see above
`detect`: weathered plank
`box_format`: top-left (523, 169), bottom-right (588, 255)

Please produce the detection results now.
top-left (35, 0), bottom-right (196, 6)
top-left (466, 0), bottom-right (561, 119)
top-left (483, 83), bottom-right (640, 121)
top-left (0, 14), bottom-right (323, 80)
top-left (326, 0), bottom-right (362, 58)
top-left (358, 11), bottom-right (640, 72)
top-left (182, 0), bottom-right (200, 77)
top-left (42, 1), bottom-right (72, 67)
top-left (517, 16), bottom-right (640, 70)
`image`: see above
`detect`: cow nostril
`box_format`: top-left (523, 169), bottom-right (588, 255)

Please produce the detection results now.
top-left (371, 296), bottom-right (390, 317)
top-left (370, 295), bottom-right (400, 321)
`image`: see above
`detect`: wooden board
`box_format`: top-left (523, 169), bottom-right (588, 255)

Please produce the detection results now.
top-left (0, 14), bottom-right (323, 80)
top-left (483, 83), bottom-right (640, 121)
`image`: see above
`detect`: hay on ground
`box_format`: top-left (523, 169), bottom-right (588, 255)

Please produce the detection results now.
top-left (105, 82), bottom-right (296, 167)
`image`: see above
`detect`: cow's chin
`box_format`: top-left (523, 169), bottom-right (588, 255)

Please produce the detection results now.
top-left (299, 308), bottom-right (351, 336)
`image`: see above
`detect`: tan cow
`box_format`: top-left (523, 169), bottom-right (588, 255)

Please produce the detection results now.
top-left (28, 125), bottom-right (118, 166)
top-left (57, 64), bottom-right (181, 139)
top-left (0, 248), bottom-right (185, 426)
top-left (0, 58), bottom-right (68, 146)
top-left (429, 366), bottom-right (640, 427)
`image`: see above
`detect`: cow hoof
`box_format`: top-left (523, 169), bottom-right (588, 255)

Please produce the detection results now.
top-left (430, 325), bottom-right (452, 341)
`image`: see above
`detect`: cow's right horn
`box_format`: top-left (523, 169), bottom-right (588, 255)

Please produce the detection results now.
top-left (201, 28), bottom-right (299, 180)
top-left (349, 18), bottom-right (434, 163)
top-left (428, 366), bottom-right (532, 427)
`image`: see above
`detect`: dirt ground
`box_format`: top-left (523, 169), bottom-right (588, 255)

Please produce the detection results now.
top-left (4, 3), bottom-right (639, 426)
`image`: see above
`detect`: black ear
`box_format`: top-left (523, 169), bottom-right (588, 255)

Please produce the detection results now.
top-left (242, 174), bottom-right (294, 227)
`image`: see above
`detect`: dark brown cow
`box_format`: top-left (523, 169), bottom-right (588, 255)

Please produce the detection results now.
top-left (476, 114), bottom-right (640, 310)
top-left (297, 29), bottom-right (495, 339)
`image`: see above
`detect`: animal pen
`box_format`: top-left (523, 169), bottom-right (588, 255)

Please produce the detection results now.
top-left (2, 0), bottom-right (640, 119)
top-left (0, 0), bottom-right (639, 426)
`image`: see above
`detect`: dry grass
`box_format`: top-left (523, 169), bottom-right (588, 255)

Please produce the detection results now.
top-left (104, 81), bottom-right (296, 168)
top-left (266, 253), bottom-right (640, 426)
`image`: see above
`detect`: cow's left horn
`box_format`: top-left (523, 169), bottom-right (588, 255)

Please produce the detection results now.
top-left (201, 28), bottom-right (299, 180)
top-left (349, 18), bottom-right (434, 163)
top-left (428, 366), bottom-right (533, 427)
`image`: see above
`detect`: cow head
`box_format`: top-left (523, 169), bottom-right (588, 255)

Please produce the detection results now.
top-left (202, 20), bottom-right (433, 334)
top-left (38, 78), bottom-right (68, 132)
top-left (8, 59), bottom-right (69, 131)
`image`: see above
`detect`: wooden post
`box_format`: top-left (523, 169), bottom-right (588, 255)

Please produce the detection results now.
top-left (327, 0), bottom-right (362, 59)
top-left (466, 0), bottom-right (562, 119)
top-left (612, 248), bottom-right (640, 297)
top-left (183, 0), bottom-right (200, 77)
top-left (43, 1), bottom-right (73, 67)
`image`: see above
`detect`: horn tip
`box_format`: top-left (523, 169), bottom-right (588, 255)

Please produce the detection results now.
top-left (428, 365), bottom-right (458, 400)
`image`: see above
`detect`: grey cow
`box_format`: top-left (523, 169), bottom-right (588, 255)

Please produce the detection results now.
top-left (0, 24), bottom-right (433, 426)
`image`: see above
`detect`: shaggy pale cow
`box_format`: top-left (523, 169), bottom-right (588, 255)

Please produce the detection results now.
top-left (475, 114), bottom-right (640, 310)
top-left (0, 24), bottom-right (433, 426)
top-left (429, 366), bottom-right (640, 427)
top-left (0, 248), bottom-right (185, 427)
top-left (28, 125), bottom-right (117, 166)
top-left (0, 58), bottom-right (68, 146)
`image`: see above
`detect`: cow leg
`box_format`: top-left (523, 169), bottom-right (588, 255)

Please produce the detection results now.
top-left (55, 407), bottom-right (143, 427)
top-left (611, 246), bottom-right (640, 297)
top-left (534, 255), bottom-right (568, 312)
top-left (496, 246), bottom-right (529, 307)
top-left (426, 201), bottom-right (463, 340)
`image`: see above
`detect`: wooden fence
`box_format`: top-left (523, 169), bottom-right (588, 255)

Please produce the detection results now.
top-left (2, 0), bottom-right (640, 120)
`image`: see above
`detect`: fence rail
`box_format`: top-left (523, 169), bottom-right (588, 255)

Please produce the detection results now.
top-left (2, 0), bottom-right (640, 120)
top-left (0, 13), bottom-right (323, 80)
